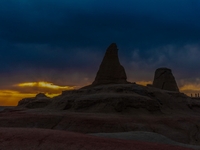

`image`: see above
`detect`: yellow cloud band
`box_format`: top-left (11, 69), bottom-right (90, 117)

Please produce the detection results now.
top-left (17, 81), bottom-right (75, 90)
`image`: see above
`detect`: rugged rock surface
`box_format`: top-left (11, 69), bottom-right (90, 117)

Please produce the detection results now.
top-left (17, 83), bottom-right (193, 115)
top-left (44, 83), bottom-right (194, 116)
top-left (153, 68), bottom-right (179, 92)
top-left (48, 84), bottom-right (160, 113)
top-left (18, 93), bottom-right (51, 109)
top-left (92, 43), bottom-right (128, 85)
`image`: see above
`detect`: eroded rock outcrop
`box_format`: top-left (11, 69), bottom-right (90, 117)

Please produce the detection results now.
top-left (153, 68), bottom-right (179, 92)
top-left (18, 93), bottom-right (51, 108)
top-left (49, 84), bottom-right (161, 112)
top-left (92, 43), bottom-right (128, 85)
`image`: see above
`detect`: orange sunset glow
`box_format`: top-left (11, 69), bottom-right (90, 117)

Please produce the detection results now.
top-left (17, 82), bottom-right (75, 90)
top-left (136, 81), bottom-right (152, 86)
top-left (0, 90), bottom-right (36, 106)
top-left (0, 82), bottom-right (76, 106)
top-left (179, 84), bottom-right (200, 96)
top-left (136, 80), bottom-right (198, 96)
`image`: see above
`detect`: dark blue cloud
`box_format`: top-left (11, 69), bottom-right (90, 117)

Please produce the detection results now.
top-left (0, 0), bottom-right (199, 47)
top-left (0, 0), bottom-right (200, 88)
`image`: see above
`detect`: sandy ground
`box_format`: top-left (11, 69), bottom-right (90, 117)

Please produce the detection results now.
top-left (0, 127), bottom-right (195, 150)
top-left (90, 131), bottom-right (200, 150)
top-left (1, 107), bottom-right (200, 149)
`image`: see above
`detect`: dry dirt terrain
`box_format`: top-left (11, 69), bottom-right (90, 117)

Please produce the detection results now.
top-left (0, 127), bottom-right (195, 150)
top-left (0, 106), bottom-right (200, 150)
top-left (1, 83), bottom-right (200, 149)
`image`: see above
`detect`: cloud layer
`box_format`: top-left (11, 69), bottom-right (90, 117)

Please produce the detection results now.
top-left (0, 0), bottom-right (200, 105)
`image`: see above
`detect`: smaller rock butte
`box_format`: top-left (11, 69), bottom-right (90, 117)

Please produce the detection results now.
top-left (92, 43), bottom-right (128, 85)
top-left (153, 68), bottom-right (179, 92)
top-left (35, 93), bottom-right (48, 98)
top-left (18, 93), bottom-right (51, 108)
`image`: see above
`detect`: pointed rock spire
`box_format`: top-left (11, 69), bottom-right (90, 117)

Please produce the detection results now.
top-left (153, 68), bottom-right (179, 92)
top-left (92, 43), bottom-right (128, 85)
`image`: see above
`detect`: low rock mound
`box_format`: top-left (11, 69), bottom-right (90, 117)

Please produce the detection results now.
top-left (48, 84), bottom-right (160, 113)
top-left (18, 93), bottom-right (51, 109)
top-left (46, 83), bottom-right (192, 115)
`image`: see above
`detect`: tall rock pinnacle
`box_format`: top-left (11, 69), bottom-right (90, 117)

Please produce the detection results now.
top-left (153, 68), bottom-right (179, 92)
top-left (92, 43), bottom-right (128, 85)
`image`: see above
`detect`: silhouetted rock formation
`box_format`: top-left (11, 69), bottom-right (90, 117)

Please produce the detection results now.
top-left (92, 43), bottom-right (128, 85)
top-left (18, 93), bottom-right (51, 108)
top-left (153, 68), bottom-right (179, 92)
top-left (35, 93), bottom-right (48, 98)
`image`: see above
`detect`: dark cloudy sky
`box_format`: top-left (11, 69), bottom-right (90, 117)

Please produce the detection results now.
top-left (0, 0), bottom-right (200, 105)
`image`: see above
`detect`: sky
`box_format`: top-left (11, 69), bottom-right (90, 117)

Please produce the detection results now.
top-left (0, 0), bottom-right (200, 105)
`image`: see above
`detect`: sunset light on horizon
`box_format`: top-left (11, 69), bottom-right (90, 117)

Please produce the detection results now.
top-left (17, 81), bottom-right (75, 91)
top-left (0, 81), bottom-right (76, 106)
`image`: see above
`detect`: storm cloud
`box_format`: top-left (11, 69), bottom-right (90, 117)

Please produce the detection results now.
top-left (0, 0), bottom-right (200, 102)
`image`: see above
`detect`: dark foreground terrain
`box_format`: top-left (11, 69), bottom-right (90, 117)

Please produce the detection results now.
top-left (0, 127), bottom-right (195, 150)
top-left (1, 84), bottom-right (200, 149)
top-left (0, 108), bottom-right (199, 150)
